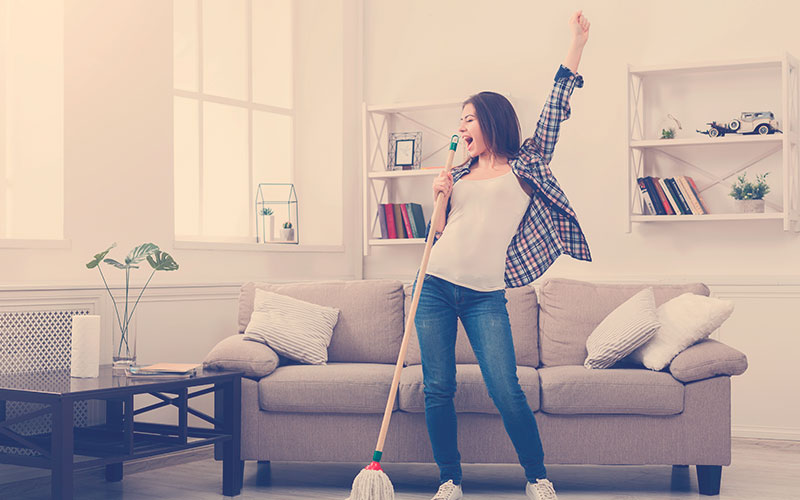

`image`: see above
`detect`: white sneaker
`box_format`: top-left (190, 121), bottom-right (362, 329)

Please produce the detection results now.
top-left (526, 478), bottom-right (558, 500)
top-left (432, 479), bottom-right (463, 500)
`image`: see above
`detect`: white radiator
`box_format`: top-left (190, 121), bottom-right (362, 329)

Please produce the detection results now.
top-left (0, 308), bottom-right (96, 456)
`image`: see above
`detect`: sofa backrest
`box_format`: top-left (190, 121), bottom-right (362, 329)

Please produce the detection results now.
top-left (238, 280), bottom-right (405, 363)
top-left (537, 278), bottom-right (710, 367)
top-left (403, 284), bottom-right (539, 367)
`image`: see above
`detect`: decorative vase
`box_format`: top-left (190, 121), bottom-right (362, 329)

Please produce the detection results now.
top-left (112, 318), bottom-right (137, 372)
top-left (281, 227), bottom-right (295, 241)
top-left (733, 199), bottom-right (765, 213)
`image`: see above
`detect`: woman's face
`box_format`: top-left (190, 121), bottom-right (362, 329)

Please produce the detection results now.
top-left (459, 103), bottom-right (486, 158)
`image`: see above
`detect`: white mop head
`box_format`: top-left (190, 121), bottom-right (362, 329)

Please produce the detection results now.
top-left (346, 467), bottom-right (394, 500)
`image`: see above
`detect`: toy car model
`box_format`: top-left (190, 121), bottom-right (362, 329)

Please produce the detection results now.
top-left (697, 111), bottom-right (781, 137)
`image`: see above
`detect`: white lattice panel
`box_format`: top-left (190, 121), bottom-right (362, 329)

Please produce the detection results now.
top-left (0, 309), bottom-right (92, 455)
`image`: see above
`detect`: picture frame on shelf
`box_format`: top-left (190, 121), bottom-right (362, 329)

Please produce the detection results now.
top-left (388, 131), bottom-right (422, 170)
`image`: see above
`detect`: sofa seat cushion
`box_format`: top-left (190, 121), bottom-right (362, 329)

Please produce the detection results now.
top-left (398, 364), bottom-right (540, 414)
top-left (258, 363), bottom-right (398, 414)
top-left (538, 365), bottom-right (684, 416)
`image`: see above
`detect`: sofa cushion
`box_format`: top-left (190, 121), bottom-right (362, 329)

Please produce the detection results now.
top-left (538, 365), bottom-right (684, 415)
top-left (403, 284), bottom-right (539, 367)
top-left (398, 364), bottom-right (540, 414)
top-left (669, 339), bottom-right (748, 383)
top-left (203, 334), bottom-right (279, 379)
top-left (258, 363), bottom-right (398, 414)
top-left (239, 280), bottom-right (405, 363)
top-left (538, 278), bottom-right (709, 367)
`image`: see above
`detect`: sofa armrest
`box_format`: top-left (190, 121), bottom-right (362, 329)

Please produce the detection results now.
top-left (669, 339), bottom-right (748, 383)
top-left (203, 334), bottom-right (279, 380)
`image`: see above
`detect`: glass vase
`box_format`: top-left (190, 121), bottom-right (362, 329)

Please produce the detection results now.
top-left (112, 318), bottom-right (137, 373)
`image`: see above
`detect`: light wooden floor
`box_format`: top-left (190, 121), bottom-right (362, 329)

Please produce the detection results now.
top-left (1, 438), bottom-right (798, 499)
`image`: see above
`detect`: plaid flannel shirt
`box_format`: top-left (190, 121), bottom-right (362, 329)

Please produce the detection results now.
top-left (425, 64), bottom-right (592, 288)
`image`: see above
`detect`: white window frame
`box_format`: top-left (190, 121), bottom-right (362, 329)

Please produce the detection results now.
top-left (174, 0), bottom-right (295, 244)
top-left (0, 0), bottom-right (67, 248)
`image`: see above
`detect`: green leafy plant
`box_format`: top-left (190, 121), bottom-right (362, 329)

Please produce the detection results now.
top-left (729, 172), bottom-right (770, 200)
top-left (86, 243), bottom-right (179, 359)
top-left (661, 128), bottom-right (675, 139)
top-left (283, 221), bottom-right (293, 229)
top-left (261, 207), bottom-right (274, 216)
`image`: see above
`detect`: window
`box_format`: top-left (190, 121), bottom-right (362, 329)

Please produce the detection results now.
top-left (0, 0), bottom-right (64, 240)
top-left (173, 0), bottom-right (293, 242)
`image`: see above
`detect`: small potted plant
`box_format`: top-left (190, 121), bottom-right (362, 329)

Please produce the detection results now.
top-left (261, 207), bottom-right (274, 242)
top-left (729, 172), bottom-right (770, 213)
top-left (281, 221), bottom-right (294, 241)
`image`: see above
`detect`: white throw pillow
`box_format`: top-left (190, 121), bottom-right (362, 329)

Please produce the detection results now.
top-left (629, 292), bottom-right (734, 371)
top-left (243, 289), bottom-right (340, 365)
top-left (584, 287), bottom-right (661, 369)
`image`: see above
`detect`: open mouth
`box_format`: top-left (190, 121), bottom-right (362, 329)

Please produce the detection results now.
top-left (463, 136), bottom-right (473, 149)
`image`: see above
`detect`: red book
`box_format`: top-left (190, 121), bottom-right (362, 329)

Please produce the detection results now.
top-left (685, 176), bottom-right (710, 214)
top-left (400, 204), bottom-right (414, 238)
top-left (383, 204), bottom-right (397, 239)
top-left (651, 177), bottom-right (675, 215)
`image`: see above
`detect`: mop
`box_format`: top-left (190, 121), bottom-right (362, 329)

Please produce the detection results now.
top-left (346, 134), bottom-right (460, 500)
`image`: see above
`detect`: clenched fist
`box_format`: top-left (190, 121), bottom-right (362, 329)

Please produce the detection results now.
top-left (432, 170), bottom-right (453, 201)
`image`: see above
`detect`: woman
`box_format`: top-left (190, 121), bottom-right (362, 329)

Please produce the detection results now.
top-left (412, 10), bottom-right (592, 500)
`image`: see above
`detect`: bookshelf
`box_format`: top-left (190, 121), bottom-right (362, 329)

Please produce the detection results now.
top-left (626, 54), bottom-right (800, 232)
top-left (362, 99), bottom-right (465, 255)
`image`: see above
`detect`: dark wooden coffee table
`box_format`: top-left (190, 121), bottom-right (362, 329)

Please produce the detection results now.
top-left (0, 366), bottom-right (243, 499)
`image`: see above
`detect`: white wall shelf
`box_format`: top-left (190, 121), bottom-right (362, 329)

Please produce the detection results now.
top-left (362, 99), bottom-right (463, 255)
top-left (626, 53), bottom-right (800, 232)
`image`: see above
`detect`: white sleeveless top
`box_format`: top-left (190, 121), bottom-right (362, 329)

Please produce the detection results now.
top-left (426, 170), bottom-right (531, 291)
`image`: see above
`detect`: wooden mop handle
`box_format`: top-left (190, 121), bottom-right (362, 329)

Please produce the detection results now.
top-left (374, 135), bottom-right (460, 457)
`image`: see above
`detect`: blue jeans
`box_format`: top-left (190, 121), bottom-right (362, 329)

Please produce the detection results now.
top-left (411, 273), bottom-right (547, 485)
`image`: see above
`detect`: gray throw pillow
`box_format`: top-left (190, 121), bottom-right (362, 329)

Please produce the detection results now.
top-left (203, 334), bottom-right (279, 379)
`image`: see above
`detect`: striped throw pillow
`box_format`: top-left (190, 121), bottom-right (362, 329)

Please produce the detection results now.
top-left (243, 289), bottom-right (340, 365)
top-left (584, 287), bottom-right (660, 369)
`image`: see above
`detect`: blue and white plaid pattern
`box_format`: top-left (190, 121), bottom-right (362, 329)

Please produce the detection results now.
top-left (426, 64), bottom-right (592, 288)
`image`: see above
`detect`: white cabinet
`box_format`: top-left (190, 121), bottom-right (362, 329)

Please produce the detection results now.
top-left (626, 54), bottom-right (800, 231)
top-left (362, 99), bottom-right (464, 255)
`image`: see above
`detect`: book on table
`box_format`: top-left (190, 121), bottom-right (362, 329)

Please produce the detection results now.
top-left (127, 363), bottom-right (200, 378)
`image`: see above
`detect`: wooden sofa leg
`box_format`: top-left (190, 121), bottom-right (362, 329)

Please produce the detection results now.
top-left (697, 465), bottom-right (722, 495)
top-left (257, 460), bottom-right (272, 486)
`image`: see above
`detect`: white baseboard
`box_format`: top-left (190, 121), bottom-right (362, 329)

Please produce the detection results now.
top-left (732, 425), bottom-right (800, 441)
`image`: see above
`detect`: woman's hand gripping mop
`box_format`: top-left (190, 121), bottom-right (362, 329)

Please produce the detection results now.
top-left (346, 135), bottom-right (460, 500)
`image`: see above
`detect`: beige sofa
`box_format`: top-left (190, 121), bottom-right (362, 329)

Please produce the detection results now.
top-left (214, 277), bottom-right (748, 496)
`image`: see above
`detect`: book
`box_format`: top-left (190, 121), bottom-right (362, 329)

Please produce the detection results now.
top-left (383, 204), bottom-right (397, 238)
top-left (675, 176), bottom-right (701, 214)
top-left (643, 177), bottom-right (665, 215)
top-left (377, 204), bottom-right (389, 238)
top-left (637, 177), bottom-right (656, 215)
top-left (404, 203), bottom-right (419, 238)
top-left (657, 177), bottom-right (680, 215)
top-left (400, 204), bottom-right (415, 238)
top-left (678, 175), bottom-right (705, 215)
top-left (685, 176), bottom-right (710, 214)
top-left (665, 178), bottom-right (691, 214)
top-left (651, 177), bottom-right (675, 215)
top-left (392, 204), bottom-right (406, 238)
top-left (409, 203), bottom-right (427, 238)
top-left (128, 363), bottom-right (200, 377)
